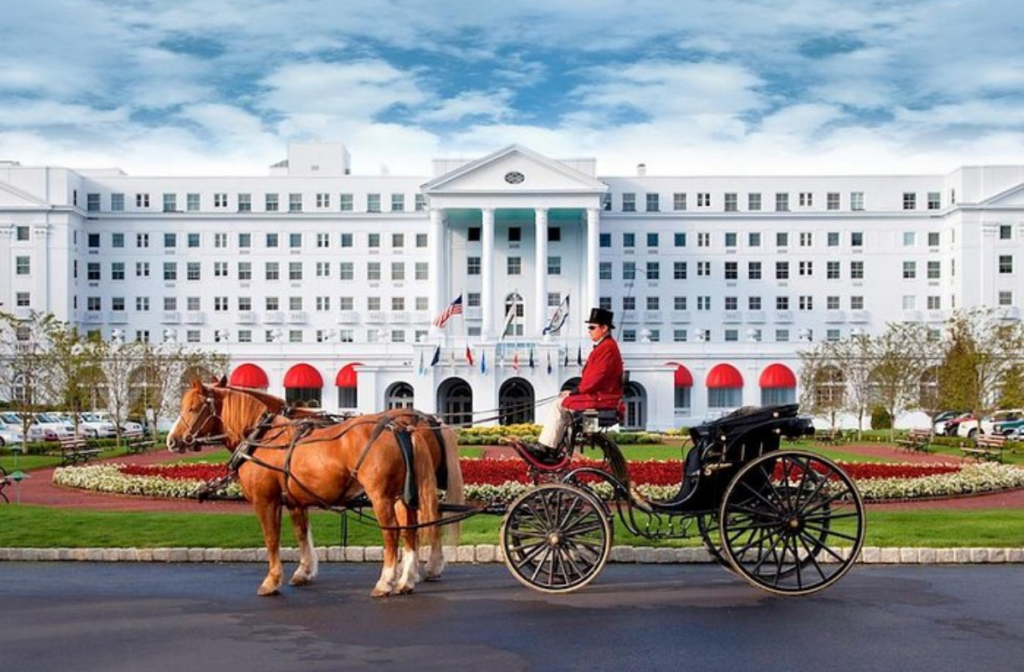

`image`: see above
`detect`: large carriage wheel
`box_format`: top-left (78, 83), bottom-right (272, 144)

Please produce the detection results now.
top-left (719, 451), bottom-right (865, 596)
top-left (695, 513), bottom-right (731, 569)
top-left (501, 483), bottom-right (613, 593)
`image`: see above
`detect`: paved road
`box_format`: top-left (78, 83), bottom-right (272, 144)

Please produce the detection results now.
top-left (1, 563), bottom-right (1021, 672)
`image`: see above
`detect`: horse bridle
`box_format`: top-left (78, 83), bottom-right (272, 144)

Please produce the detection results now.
top-left (176, 388), bottom-right (230, 448)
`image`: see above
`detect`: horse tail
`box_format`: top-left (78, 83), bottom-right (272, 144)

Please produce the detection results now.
top-left (411, 432), bottom-right (441, 549)
top-left (438, 423), bottom-right (464, 547)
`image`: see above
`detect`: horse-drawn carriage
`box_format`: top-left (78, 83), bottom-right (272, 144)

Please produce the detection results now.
top-left (169, 381), bottom-right (865, 598)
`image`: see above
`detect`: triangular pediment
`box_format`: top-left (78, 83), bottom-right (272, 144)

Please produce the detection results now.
top-left (0, 181), bottom-right (48, 208)
top-left (980, 182), bottom-right (1024, 207)
top-left (422, 145), bottom-right (607, 194)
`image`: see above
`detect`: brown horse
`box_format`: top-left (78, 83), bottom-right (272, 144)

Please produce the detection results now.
top-left (166, 379), bottom-right (463, 597)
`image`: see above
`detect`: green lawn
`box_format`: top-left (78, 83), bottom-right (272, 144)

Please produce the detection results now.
top-left (1, 504), bottom-right (1022, 549)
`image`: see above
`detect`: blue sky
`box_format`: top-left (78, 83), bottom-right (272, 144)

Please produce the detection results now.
top-left (2, 0), bottom-right (1023, 176)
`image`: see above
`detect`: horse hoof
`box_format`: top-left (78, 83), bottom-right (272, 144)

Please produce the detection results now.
top-left (257, 585), bottom-right (280, 597)
top-left (289, 575), bottom-right (312, 587)
top-left (371, 587), bottom-right (392, 598)
top-left (397, 584), bottom-right (415, 595)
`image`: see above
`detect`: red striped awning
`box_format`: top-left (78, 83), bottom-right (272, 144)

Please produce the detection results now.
top-left (283, 363), bottom-right (323, 389)
top-left (335, 363), bottom-right (362, 388)
top-left (707, 363), bottom-right (743, 389)
top-left (673, 365), bottom-right (693, 388)
top-left (229, 363), bottom-right (269, 389)
top-left (759, 363), bottom-right (797, 389)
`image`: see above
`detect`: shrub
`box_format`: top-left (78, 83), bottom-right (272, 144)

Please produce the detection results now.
top-left (871, 406), bottom-right (892, 430)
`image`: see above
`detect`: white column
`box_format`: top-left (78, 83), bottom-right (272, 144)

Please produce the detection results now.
top-left (428, 208), bottom-right (445, 337)
top-left (481, 208), bottom-right (496, 341)
top-left (534, 208), bottom-right (548, 336)
top-left (586, 208), bottom-right (600, 314)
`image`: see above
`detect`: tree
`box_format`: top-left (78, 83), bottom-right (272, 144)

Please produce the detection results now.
top-left (937, 308), bottom-right (1024, 418)
top-left (97, 335), bottom-right (144, 445)
top-left (997, 363), bottom-right (1024, 410)
top-left (0, 311), bottom-right (58, 442)
top-left (837, 333), bottom-right (875, 439)
top-left (34, 319), bottom-right (103, 438)
top-left (798, 342), bottom-right (844, 430)
top-left (870, 322), bottom-right (934, 441)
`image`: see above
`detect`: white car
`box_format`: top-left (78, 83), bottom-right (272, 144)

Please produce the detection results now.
top-left (77, 413), bottom-right (118, 438)
top-left (980, 409), bottom-right (1024, 436)
top-left (26, 413), bottom-right (76, 442)
top-left (119, 420), bottom-right (144, 434)
top-left (0, 427), bottom-right (24, 447)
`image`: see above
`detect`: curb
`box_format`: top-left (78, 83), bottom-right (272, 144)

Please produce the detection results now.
top-left (1, 546), bottom-right (1022, 564)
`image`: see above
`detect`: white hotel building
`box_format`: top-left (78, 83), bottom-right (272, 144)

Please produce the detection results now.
top-left (2, 142), bottom-right (1024, 430)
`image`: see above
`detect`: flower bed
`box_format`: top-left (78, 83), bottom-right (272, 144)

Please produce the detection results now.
top-left (53, 458), bottom-right (1024, 505)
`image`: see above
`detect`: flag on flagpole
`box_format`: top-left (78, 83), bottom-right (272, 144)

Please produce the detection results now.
top-left (465, 344), bottom-right (474, 366)
top-left (528, 347), bottom-right (535, 368)
top-left (546, 351), bottom-right (552, 375)
top-left (480, 351), bottom-right (487, 375)
top-left (542, 294), bottom-right (570, 335)
top-left (430, 345), bottom-right (441, 366)
top-left (499, 302), bottom-right (517, 340)
top-left (432, 294), bottom-right (463, 328)
top-left (512, 351), bottom-right (520, 371)
top-left (563, 348), bottom-right (569, 367)
top-left (577, 345), bottom-right (583, 366)
top-left (417, 350), bottom-right (424, 376)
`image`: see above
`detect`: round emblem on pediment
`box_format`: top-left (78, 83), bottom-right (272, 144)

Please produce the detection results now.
top-left (504, 171), bottom-right (525, 185)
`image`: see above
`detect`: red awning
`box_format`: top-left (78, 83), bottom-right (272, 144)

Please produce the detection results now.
top-left (760, 363), bottom-right (797, 389)
top-left (674, 365), bottom-right (693, 388)
top-left (707, 363), bottom-right (744, 389)
top-left (229, 363), bottom-right (269, 389)
top-left (283, 363), bottom-right (323, 389)
top-left (335, 363), bottom-right (362, 388)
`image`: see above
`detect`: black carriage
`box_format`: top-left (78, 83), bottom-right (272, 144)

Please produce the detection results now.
top-left (499, 404), bottom-right (866, 595)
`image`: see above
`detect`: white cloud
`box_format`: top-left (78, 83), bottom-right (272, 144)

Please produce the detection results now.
top-left (415, 89), bottom-right (514, 124)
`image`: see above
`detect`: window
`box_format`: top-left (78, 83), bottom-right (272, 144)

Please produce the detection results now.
top-left (214, 233), bottom-right (227, 248)
top-left (725, 232), bottom-right (737, 247)
top-left (289, 193), bottom-right (302, 212)
top-left (674, 296), bottom-right (687, 310)
top-left (748, 261), bottom-right (762, 280)
top-left (163, 262), bottom-right (177, 281)
top-left (111, 232), bottom-right (124, 248)
top-left (87, 262), bottom-right (100, 280)
top-left (599, 233), bottom-right (611, 248)
top-left (367, 262), bottom-right (381, 281)
top-left (799, 192), bottom-right (812, 207)
top-left (646, 232), bottom-right (658, 247)
top-left (623, 232), bottom-right (635, 248)
top-left (828, 231), bottom-right (840, 246)
top-left (136, 297), bottom-right (150, 312)
top-left (391, 194), bottom-right (405, 211)
top-left (467, 257), bottom-right (481, 275)
top-left (289, 232), bottom-right (302, 248)
top-left (623, 261), bottom-right (636, 280)
top-left (86, 193), bottom-right (100, 211)
top-left (776, 232), bottom-right (788, 247)
top-left (999, 255), bottom-right (1014, 274)
top-left (87, 233), bottom-right (100, 248)
top-left (927, 261), bottom-right (941, 279)
top-left (187, 193), bottom-right (200, 211)
top-left (339, 262), bottom-right (354, 280)
top-left (697, 261), bottom-right (710, 277)
top-left (749, 296), bottom-right (762, 310)
top-left (391, 233), bottom-right (404, 248)
top-left (265, 193), bottom-right (279, 211)
top-left (340, 233), bottom-right (353, 247)
top-left (339, 193), bottom-right (354, 211)
top-left (646, 193), bottom-right (659, 212)
top-left (266, 232), bottom-right (279, 248)
top-left (316, 193), bottom-right (330, 209)
top-left (673, 329), bottom-right (688, 343)
top-left (415, 262), bottom-right (428, 280)
top-left (548, 256), bottom-right (562, 275)
top-left (748, 232), bottom-right (761, 247)
top-left (827, 261), bottom-right (840, 279)
top-left (416, 233), bottom-right (427, 248)
top-left (187, 232), bottom-right (200, 248)
top-left (646, 261), bottom-right (660, 280)
top-left (697, 232), bottom-right (710, 247)
top-left (903, 261), bottom-right (916, 279)
top-left (673, 262), bottom-right (687, 280)
top-left (903, 231), bottom-right (916, 246)
top-left (1000, 225), bottom-right (1013, 240)
top-left (902, 295), bottom-right (917, 310)
top-left (622, 193), bottom-right (636, 212)
top-left (928, 192), bottom-right (941, 210)
top-left (135, 193), bottom-right (150, 208)
top-left (748, 193), bottom-right (761, 211)
top-left (164, 233), bottom-right (176, 248)
top-left (265, 262), bottom-right (279, 280)
top-left (508, 227), bottom-right (521, 243)
top-left (214, 193), bottom-right (228, 208)
top-left (111, 262), bottom-right (125, 280)
top-left (775, 261), bottom-right (789, 280)
top-left (775, 193), bottom-right (789, 211)
top-left (316, 261), bottom-right (330, 278)
top-left (15, 256), bottom-right (30, 275)
top-left (673, 193), bottom-right (687, 211)
top-left (111, 297), bottom-right (125, 312)
top-left (391, 262), bottom-right (405, 281)
top-left (800, 232), bottom-right (813, 247)
top-left (214, 297), bottom-right (228, 312)
top-left (799, 261), bottom-right (813, 276)
top-left (238, 297), bottom-right (252, 311)
top-left (238, 262), bottom-right (252, 280)
top-left (724, 193), bottom-right (738, 212)
top-left (265, 297), bottom-right (279, 310)
top-left (674, 232), bottom-right (687, 247)
top-left (135, 262), bottom-right (149, 277)
top-left (238, 232), bottom-right (251, 248)
top-left (851, 192), bottom-right (865, 211)
top-left (415, 194), bottom-right (426, 211)
top-left (238, 193), bottom-right (252, 212)
top-left (851, 232), bottom-right (864, 247)
top-left (137, 233), bottom-right (149, 248)
top-left (507, 257), bottom-right (521, 275)
top-left (724, 296), bottom-right (738, 310)
top-left (903, 192), bottom-right (917, 210)
top-left (187, 262), bottom-right (201, 281)
top-left (850, 261), bottom-right (864, 279)
top-left (697, 296), bottom-right (711, 310)
top-left (799, 295), bottom-right (813, 310)
top-left (776, 296), bottom-right (789, 310)
top-left (827, 192), bottom-right (840, 210)
top-left (111, 193), bottom-right (124, 211)
top-left (87, 297), bottom-right (101, 311)
top-left (850, 296), bottom-right (864, 310)
top-left (697, 192), bottom-right (711, 207)
top-left (724, 261), bottom-right (738, 280)
top-left (928, 295), bottom-right (943, 310)
top-left (286, 262), bottom-right (301, 281)
top-left (317, 233), bottom-right (330, 248)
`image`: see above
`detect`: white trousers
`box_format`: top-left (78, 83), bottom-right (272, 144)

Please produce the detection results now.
top-left (538, 396), bottom-right (572, 449)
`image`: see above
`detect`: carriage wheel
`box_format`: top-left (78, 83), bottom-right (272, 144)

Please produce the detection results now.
top-left (719, 451), bottom-right (865, 596)
top-left (695, 513), bottom-right (731, 569)
top-left (501, 483), bottom-right (613, 594)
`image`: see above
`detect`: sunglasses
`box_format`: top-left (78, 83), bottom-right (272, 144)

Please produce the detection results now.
top-left (587, 325), bottom-right (601, 331)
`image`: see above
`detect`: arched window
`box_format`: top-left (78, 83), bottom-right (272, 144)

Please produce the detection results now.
top-left (385, 382), bottom-right (414, 410)
top-left (707, 363), bottom-right (743, 408)
top-left (814, 366), bottom-right (845, 408)
top-left (669, 363), bottom-right (693, 413)
top-left (499, 378), bottom-right (535, 425)
top-left (759, 363), bottom-right (797, 405)
top-left (503, 292), bottom-right (525, 338)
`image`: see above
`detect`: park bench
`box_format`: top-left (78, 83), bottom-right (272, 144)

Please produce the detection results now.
top-left (961, 434), bottom-right (1007, 462)
top-left (896, 428), bottom-right (933, 453)
top-left (58, 434), bottom-right (102, 466)
top-left (1, 466), bottom-right (10, 503)
top-left (123, 430), bottom-right (155, 454)
top-left (816, 428), bottom-right (845, 445)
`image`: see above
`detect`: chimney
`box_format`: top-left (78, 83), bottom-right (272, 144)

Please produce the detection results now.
top-left (637, 163), bottom-right (647, 176)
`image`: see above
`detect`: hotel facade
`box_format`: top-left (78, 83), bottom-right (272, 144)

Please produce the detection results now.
top-left (2, 142), bottom-right (1024, 430)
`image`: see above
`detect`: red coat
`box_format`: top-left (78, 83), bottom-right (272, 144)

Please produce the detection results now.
top-left (563, 336), bottom-right (624, 411)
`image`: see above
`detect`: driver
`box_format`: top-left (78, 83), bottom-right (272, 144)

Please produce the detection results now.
top-left (517, 307), bottom-right (623, 460)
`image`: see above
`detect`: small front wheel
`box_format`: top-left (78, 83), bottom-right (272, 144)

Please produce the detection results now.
top-left (501, 484), bottom-right (612, 593)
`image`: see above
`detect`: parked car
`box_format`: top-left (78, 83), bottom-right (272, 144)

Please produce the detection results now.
top-left (944, 413), bottom-right (974, 437)
top-left (0, 427), bottom-right (24, 447)
top-left (991, 416), bottom-right (1024, 435)
top-left (26, 413), bottom-right (76, 442)
top-left (1003, 427), bottom-right (1024, 441)
top-left (980, 409), bottom-right (1024, 436)
top-left (933, 410), bottom-right (966, 436)
top-left (119, 420), bottom-right (145, 434)
top-left (77, 413), bottom-right (118, 438)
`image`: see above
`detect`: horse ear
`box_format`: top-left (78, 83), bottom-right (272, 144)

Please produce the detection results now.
top-left (216, 375), bottom-right (228, 387)
top-left (191, 378), bottom-right (203, 391)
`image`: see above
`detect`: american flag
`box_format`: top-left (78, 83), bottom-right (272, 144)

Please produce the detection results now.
top-left (433, 294), bottom-right (463, 328)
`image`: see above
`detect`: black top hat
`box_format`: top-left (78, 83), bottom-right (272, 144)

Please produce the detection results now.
top-left (586, 307), bottom-right (615, 329)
